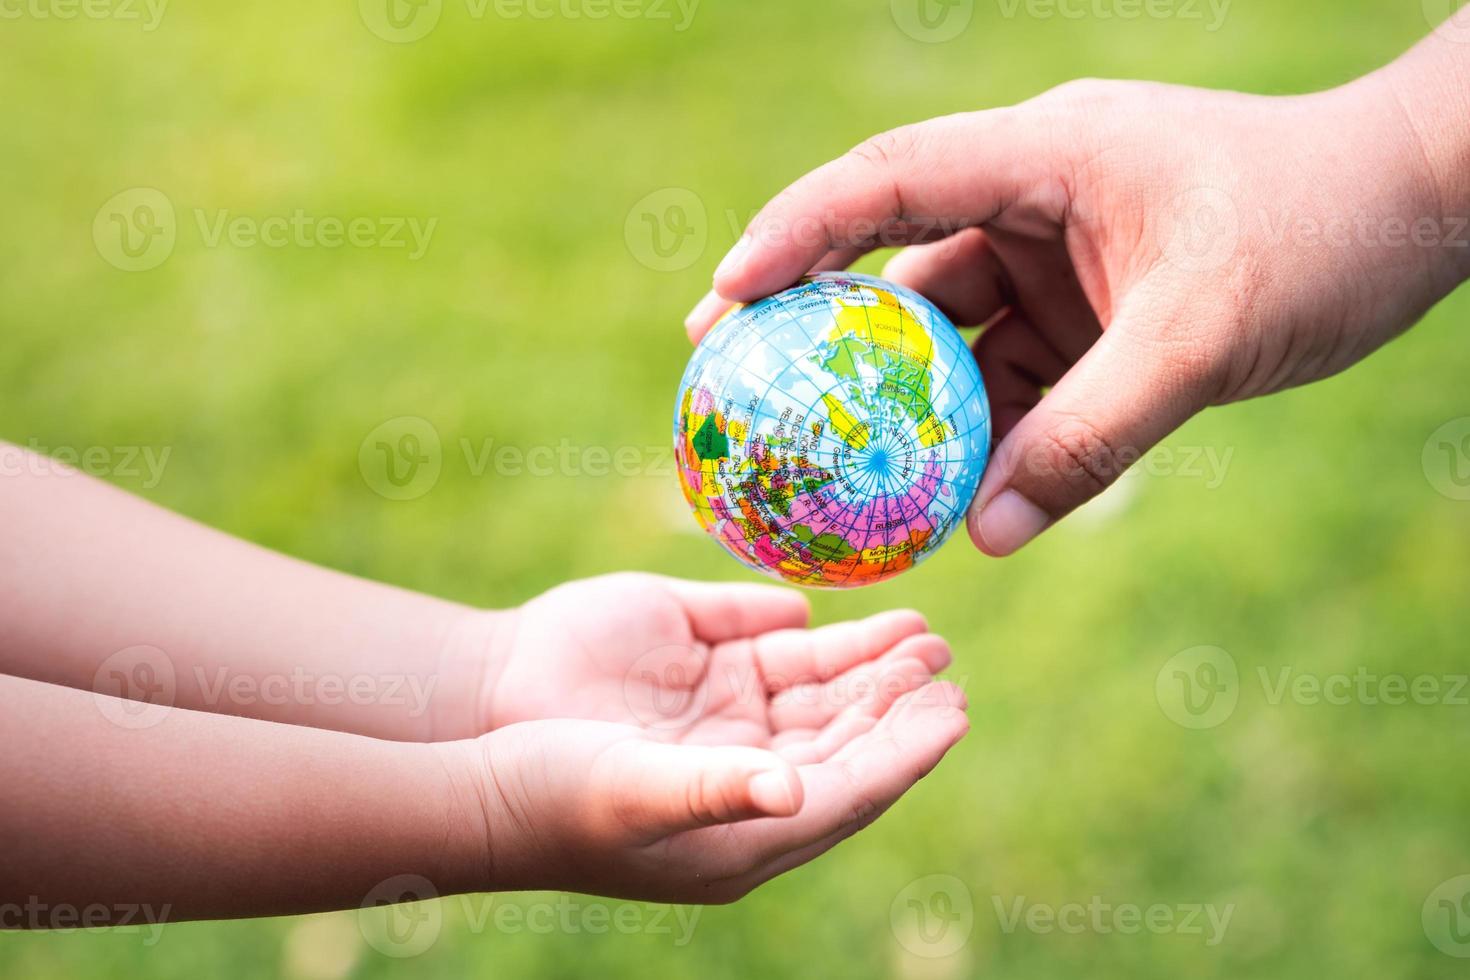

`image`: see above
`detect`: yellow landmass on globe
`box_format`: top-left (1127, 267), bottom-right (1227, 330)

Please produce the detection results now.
top-left (860, 542), bottom-right (912, 564)
top-left (821, 392), bottom-right (870, 451)
top-left (916, 410), bottom-right (948, 448)
top-left (825, 292), bottom-right (935, 367)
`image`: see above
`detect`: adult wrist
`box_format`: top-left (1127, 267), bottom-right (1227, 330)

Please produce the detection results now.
top-left (1375, 27), bottom-right (1470, 284)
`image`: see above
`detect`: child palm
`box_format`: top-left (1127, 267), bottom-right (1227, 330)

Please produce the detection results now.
top-left (478, 573), bottom-right (953, 763)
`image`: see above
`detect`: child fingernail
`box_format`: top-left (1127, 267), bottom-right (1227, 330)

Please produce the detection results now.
top-left (747, 768), bottom-right (800, 816)
top-left (974, 489), bottom-right (1050, 556)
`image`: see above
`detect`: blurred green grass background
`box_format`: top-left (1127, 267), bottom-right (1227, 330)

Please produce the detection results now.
top-left (4, 0), bottom-right (1470, 977)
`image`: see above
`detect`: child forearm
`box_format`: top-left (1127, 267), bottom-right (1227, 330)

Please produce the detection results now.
top-left (2, 665), bottom-right (972, 914)
top-left (0, 444), bottom-right (499, 741)
top-left (0, 672), bottom-right (492, 922)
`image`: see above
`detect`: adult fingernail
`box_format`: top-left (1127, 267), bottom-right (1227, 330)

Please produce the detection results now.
top-left (714, 235), bottom-right (752, 284)
top-left (748, 767), bottom-right (801, 816)
top-left (974, 489), bottom-right (1050, 556)
top-left (684, 290), bottom-right (731, 338)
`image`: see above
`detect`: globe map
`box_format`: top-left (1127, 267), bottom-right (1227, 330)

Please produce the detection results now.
top-left (675, 272), bottom-right (991, 588)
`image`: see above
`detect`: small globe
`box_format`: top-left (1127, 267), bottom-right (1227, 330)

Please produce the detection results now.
top-left (674, 271), bottom-right (991, 589)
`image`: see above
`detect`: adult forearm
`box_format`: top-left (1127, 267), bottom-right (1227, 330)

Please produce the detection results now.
top-left (0, 672), bottom-right (490, 923)
top-left (0, 445), bottom-right (497, 741)
top-left (1377, 14), bottom-right (1470, 286)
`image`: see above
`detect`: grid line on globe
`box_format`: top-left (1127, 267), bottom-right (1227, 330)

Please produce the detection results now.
top-left (675, 272), bottom-right (991, 588)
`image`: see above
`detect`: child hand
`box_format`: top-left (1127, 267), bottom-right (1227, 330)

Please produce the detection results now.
top-left (452, 679), bottom-right (968, 903)
top-left (464, 573), bottom-right (953, 761)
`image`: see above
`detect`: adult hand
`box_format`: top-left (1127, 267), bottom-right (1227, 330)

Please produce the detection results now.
top-left (686, 35), bottom-right (1470, 556)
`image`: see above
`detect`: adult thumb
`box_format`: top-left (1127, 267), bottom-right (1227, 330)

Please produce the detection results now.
top-left (968, 306), bottom-right (1214, 556)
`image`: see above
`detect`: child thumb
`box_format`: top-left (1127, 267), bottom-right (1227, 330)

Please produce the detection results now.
top-left (612, 743), bottom-right (804, 839)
